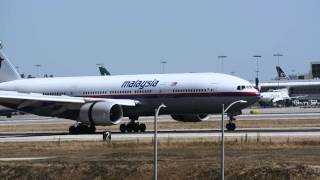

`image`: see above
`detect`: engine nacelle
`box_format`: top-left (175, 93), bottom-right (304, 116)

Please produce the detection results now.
top-left (79, 101), bottom-right (123, 126)
top-left (171, 114), bottom-right (210, 122)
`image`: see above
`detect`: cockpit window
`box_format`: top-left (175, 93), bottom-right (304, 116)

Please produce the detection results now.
top-left (237, 85), bottom-right (255, 90)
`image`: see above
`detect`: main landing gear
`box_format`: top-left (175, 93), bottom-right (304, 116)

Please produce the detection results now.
top-left (119, 116), bottom-right (146, 133)
top-left (69, 123), bottom-right (96, 134)
top-left (226, 114), bottom-right (237, 131)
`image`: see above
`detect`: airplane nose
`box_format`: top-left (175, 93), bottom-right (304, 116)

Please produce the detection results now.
top-left (242, 90), bottom-right (261, 107)
top-left (250, 90), bottom-right (261, 104)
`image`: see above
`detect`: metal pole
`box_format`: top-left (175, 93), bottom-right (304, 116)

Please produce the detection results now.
top-left (154, 104), bottom-right (166, 180)
top-left (253, 55), bottom-right (261, 79)
top-left (218, 56), bottom-right (227, 73)
top-left (221, 104), bottom-right (225, 180)
top-left (160, 61), bottom-right (167, 74)
top-left (219, 100), bottom-right (247, 180)
top-left (34, 64), bottom-right (41, 78)
top-left (273, 53), bottom-right (283, 88)
top-left (154, 108), bottom-right (158, 180)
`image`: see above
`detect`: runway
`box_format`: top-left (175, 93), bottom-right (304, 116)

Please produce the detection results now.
top-left (1, 127), bottom-right (320, 142)
top-left (0, 107), bottom-right (320, 142)
top-left (1, 110), bottom-right (320, 126)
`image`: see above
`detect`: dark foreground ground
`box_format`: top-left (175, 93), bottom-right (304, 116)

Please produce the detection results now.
top-left (0, 141), bottom-right (320, 180)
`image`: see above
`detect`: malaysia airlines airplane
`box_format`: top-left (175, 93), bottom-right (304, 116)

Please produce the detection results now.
top-left (0, 50), bottom-right (260, 133)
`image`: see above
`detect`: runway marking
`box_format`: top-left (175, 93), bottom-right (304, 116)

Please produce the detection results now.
top-left (0, 157), bottom-right (55, 161)
top-left (1, 128), bottom-right (320, 142)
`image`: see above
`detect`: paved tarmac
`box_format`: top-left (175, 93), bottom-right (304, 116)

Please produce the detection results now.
top-left (1, 107), bottom-right (320, 126)
top-left (0, 128), bottom-right (320, 142)
top-left (0, 107), bottom-right (320, 142)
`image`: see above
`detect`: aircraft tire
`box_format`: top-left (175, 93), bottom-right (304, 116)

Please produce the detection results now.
top-left (69, 126), bottom-right (77, 134)
top-left (133, 123), bottom-right (140, 132)
top-left (226, 123), bottom-right (236, 131)
top-left (88, 126), bottom-right (96, 134)
top-left (127, 123), bottom-right (133, 132)
top-left (120, 124), bottom-right (127, 133)
top-left (139, 123), bottom-right (146, 132)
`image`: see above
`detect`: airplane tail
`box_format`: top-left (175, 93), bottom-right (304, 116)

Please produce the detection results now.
top-left (255, 77), bottom-right (261, 92)
top-left (0, 50), bottom-right (21, 83)
top-left (98, 66), bottom-right (111, 76)
top-left (276, 66), bottom-right (289, 80)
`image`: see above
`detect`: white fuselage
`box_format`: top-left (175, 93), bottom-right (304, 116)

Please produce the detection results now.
top-left (0, 73), bottom-right (260, 118)
top-left (260, 89), bottom-right (290, 103)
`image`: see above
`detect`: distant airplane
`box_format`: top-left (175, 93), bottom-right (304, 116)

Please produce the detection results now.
top-left (98, 66), bottom-right (111, 76)
top-left (259, 66), bottom-right (311, 106)
top-left (259, 88), bottom-right (306, 106)
top-left (0, 49), bottom-right (260, 133)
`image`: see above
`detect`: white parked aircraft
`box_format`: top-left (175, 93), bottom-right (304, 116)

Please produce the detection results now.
top-left (260, 88), bottom-right (291, 106)
top-left (260, 88), bottom-right (307, 107)
top-left (0, 50), bottom-right (260, 133)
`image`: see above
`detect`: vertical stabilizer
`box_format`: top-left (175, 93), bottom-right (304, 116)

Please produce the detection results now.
top-left (0, 50), bottom-right (21, 83)
top-left (276, 66), bottom-right (289, 80)
top-left (98, 66), bottom-right (111, 76)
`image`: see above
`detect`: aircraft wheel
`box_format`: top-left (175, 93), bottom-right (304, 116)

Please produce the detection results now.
top-left (132, 123), bottom-right (139, 132)
top-left (126, 123), bottom-right (133, 132)
top-left (226, 123), bottom-right (236, 131)
top-left (88, 126), bottom-right (96, 134)
top-left (139, 123), bottom-right (146, 132)
top-left (120, 124), bottom-right (127, 133)
top-left (69, 126), bottom-right (77, 134)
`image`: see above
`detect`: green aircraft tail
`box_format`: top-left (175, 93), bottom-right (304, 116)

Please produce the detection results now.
top-left (99, 66), bottom-right (111, 76)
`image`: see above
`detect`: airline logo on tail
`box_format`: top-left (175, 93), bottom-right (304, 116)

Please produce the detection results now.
top-left (99, 66), bottom-right (111, 76)
top-left (276, 66), bottom-right (289, 80)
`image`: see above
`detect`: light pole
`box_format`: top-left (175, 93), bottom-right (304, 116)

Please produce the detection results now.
top-left (96, 63), bottom-right (104, 67)
top-left (253, 55), bottom-right (261, 79)
top-left (34, 64), bottom-right (41, 77)
top-left (160, 60), bottom-right (167, 74)
top-left (273, 53), bottom-right (283, 88)
top-left (291, 69), bottom-right (296, 79)
top-left (218, 56), bottom-right (227, 73)
top-left (221, 100), bottom-right (247, 180)
top-left (154, 104), bottom-right (166, 180)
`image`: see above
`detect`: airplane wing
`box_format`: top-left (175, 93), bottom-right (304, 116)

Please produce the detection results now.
top-left (0, 90), bottom-right (137, 120)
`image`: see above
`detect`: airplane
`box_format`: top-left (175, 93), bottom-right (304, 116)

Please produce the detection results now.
top-left (259, 88), bottom-right (303, 106)
top-left (259, 66), bottom-right (313, 106)
top-left (0, 49), bottom-right (260, 133)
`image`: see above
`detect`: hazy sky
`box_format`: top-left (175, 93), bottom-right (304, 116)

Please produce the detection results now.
top-left (1, 0), bottom-right (320, 81)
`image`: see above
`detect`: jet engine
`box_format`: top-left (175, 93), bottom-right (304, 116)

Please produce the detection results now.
top-left (171, 114), bottom-right (210, 122)
top-left (79, 101), bottom-right (123, 126)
